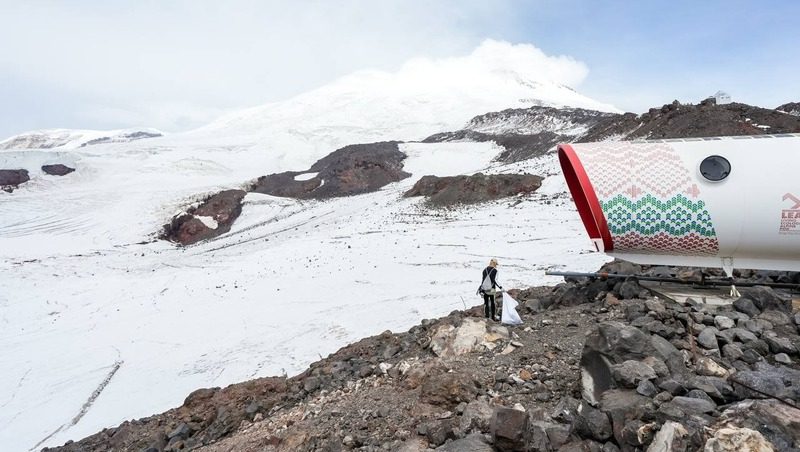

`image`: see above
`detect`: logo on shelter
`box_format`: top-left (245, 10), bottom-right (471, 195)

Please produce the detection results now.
top-left (780, 193), bottom-right (800, 235)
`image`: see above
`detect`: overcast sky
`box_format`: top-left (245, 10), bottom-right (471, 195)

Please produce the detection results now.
top-left (1, 0), bottom-right (798, 138)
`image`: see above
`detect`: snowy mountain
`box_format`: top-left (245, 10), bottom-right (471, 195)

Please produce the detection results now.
top-left (0, 40), bottom-right (617, 451)
top-left (0, 128), bottom-right (163, 150)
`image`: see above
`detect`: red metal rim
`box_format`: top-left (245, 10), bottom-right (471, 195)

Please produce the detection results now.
top-left (557, 144), bottom-right (613, 252)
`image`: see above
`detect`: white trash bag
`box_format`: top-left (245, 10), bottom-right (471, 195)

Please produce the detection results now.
top-left (501, 292), bottom-right (523, 325)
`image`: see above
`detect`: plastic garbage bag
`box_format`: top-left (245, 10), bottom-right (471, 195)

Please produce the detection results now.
top-left (501, 292), bottom-right (523, 325)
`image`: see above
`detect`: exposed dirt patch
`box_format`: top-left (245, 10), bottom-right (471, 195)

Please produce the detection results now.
top-left (404, 173), bottom-right (542, 206)
top-left (251, 141), bottom-right (410, 199)
top-left (162, 189), bottom-right (247, 246)
top-left (42, 164), bottom-right (75, 176)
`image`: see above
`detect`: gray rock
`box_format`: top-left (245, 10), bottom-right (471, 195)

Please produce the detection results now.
top-left (721, 344), bottom-right (744, 361)
top-left (794, 312), bottom-right (800, 326)
top-left (426, 419), bottom-right (457, 447)
top-left (167, 423), bottom-right (191, 440)
top-left (642, 356), bottom-right (670, 378)
top-left (763, 333), bottom-right (798, 354)
top-left (601, 443), bottom-right (621, 452)
top-left (775, 353), bottom-right (792, 364)
top-left (716, 310), bottom-right (750, 322)
top-left (729, 328), bottom-right (758, 343)
top-left (303, 376), bottom-right (320, 392)
top-left (685, 389), bottom-right (714, 403)
top-left (687, 376), bottom-right (734, 402)
top-left (491, 407), bottom-right (528, 451)
top-left (740, 318), bottom-right (772, 335)
top-left (731, 370), bottom-right (789, 400)
top-left (668, 396), bottom-right (716, 414)
top-left (599, 390), bottom-right (650, 447)
top-left (645, 321), bottom-right (676, 339)
top-left (435, 434), bottom-right (493, 452)
top-left (697, 327), bottom-right (719, 350)
top-left (617, 278), bottom-right (644, 300)
top-left (742, 339), bottom-right (770, 356)
top-left (612, 360), bottom-right (657, 387)
top-left (741, 349), bottom-right (763, 364)
top-left (739, 286), bottom-right (792, 313)
top-left (575, 400), bottom-right (613, 441)
top-left (658, 379), bottom-right (686, 396)
top-left (636, 379), bottom-right (658, 397)
top-left (757, 310), bottom-right (793, 326)
top-left (645, 421), bottom-right (689, 452)
top-left (459, 399), bottom-right (494, 434)
top-left (713, 316), bottom-right (735, 330)
top-left (732, 297), bottom-right (761, 317)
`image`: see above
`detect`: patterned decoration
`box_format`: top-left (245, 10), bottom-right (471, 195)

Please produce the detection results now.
top-left (577, 142), bottom-right (719, 256)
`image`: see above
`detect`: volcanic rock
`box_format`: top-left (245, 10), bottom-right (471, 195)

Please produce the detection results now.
top-left (42, 164), bottom-right (75, 176)
top-left (404, 172), bottom-right (542, 206)
top-left (0, 169), bottom-right (29, 190)
top-left (252, 141), bottom-right (409, 199)
top-left (163, 189), bottom-right (246, 246)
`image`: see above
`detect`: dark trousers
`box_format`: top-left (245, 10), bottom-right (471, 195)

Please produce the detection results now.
top-left (483, 292), bottom-right (496, 319)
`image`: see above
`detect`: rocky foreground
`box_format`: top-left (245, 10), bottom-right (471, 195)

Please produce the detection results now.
top-left (46, 262), bottom-right (800, 452)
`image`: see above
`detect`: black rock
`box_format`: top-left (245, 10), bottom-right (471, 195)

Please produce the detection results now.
top-left (42, 164), bottom-right (75, 176)
top-left (733, 297), bottom-right (761, 317)
top-left (575, 400), bottom-right (613, 441)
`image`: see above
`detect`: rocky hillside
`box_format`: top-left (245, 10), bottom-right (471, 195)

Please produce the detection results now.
top-left (426, 100), bottom-right (800, 163)
top-left (777, 102), bottom-right (800, 116)
top-left (45, 262), bottom-right (800, 451)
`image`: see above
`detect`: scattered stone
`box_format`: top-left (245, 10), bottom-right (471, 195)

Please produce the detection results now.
top-left (721, 343), bottom-right (744, 361)
top-left (491, 407), bottom-right (529, 451)
top-left (636, 380), bottom-right (658, 397)
top-left (668, 396), bottom-right (716, 414)
top-left (774, 353), bottom-right (792, 364)
top-left (645, 421), bottom-right (689, 452)
top-left (575, 400), bottom-right (613, 442)
top-left (697, 327), bottom-right (720, 350)
top-left (714, 316), bottom-right (735, 330)
top-left (612, 360), bottom-right (657, 387)
top-left (704, 427), bottom-right (775, 452)
top-left (695, 357), bottom-right (729, 378)
top-left (733, 297), bottom-right (761, 317)
top-left (435, 433), bottom-right (493, 452)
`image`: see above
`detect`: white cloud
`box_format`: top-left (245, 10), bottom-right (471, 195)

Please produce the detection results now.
top-left (0, 1), bottom-right (514, 134)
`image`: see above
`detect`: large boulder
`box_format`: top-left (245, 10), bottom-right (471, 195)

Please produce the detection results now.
top-left (736, 286), bottom-right (792, 313)
top-left (491, 407), bottom-right (529, 451)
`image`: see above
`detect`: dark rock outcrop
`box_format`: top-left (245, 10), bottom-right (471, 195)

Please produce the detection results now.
top-left (42, 164), bottom-right (75, 176)
top-left (404, 173), bottom-right (542, 206)
top-left (162, 189), bottom-right (246, 246)
top-left (0, 169), bottom-right (30, 192)
top-left (252, 141), bottom-right (409, 199)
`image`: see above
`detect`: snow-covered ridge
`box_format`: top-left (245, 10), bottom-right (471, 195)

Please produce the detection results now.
top-left (464, 106), bottom-right (618, 136)
top-left (0, 128), bottom-right (163, 150)
top-left (187, 40), bottom-right (618, 169)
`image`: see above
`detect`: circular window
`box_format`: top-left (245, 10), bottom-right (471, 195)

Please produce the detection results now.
top-left (699, 155), bottom-right (731, 181)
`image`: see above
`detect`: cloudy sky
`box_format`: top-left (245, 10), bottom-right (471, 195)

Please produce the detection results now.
top-left (1, 0), bottom-right (798, 138)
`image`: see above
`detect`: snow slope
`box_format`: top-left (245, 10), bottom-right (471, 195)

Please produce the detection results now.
top-left (0, 128), bottom-right (163, 150)
top-left (0, 40), bottom-right (616, 451)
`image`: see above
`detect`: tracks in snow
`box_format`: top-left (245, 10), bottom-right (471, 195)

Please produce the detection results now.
top-left (30, 360), bottom-right (123, 451)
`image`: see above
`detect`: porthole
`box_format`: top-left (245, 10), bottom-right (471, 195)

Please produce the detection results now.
top-left (699, 155), bottom-right (731, 182)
